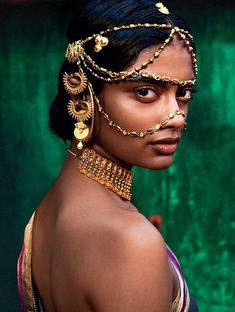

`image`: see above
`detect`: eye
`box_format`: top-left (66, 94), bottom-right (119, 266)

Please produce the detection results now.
top-left (176, 88), bottom-right (194, 102)
top-left (133, 87), bottom-right (159, 103)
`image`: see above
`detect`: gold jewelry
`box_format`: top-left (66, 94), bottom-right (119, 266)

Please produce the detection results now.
top-left (77, 149), bottom-right (133, 201)
top-left (63, 70), bottom-right (88, 95)
top-left (74, 122), bottom-right (90, 149)
top-left (66, 42), bottom-right (84, 63)
top-left (67, 99), bottom-right (93, 121)
top-left (82, 61), bottom-right (196, 86)
top-left (65, 23), bottom-right (197, 81)
top-left (155, 2), bottom-right (169, 15)
top-left (94, 35), bottom-right (109, 52)
top-left (67, 83), bottom-right (95, 150)
top-left (139, 72), bottom-right (195, 87)
top-left (93, 92), bottom-right (186, 138)
top-left (68, 149), bottom-right (77, 157)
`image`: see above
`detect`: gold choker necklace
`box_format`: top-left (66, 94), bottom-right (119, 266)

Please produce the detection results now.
top-left (70, 149), bottom-right (133, 201)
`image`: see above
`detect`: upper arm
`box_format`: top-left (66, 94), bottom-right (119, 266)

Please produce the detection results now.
top-left (86, 224), bottom-right (172, 312)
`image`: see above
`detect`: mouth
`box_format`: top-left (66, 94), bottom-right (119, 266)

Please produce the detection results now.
top-left (149, 137), bottom-right (180, 155)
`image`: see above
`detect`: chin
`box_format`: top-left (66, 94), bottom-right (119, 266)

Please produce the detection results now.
top-left (137, 155), bottom-right (174, 170)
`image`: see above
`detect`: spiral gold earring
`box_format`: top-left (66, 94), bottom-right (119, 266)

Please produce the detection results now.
top-left (63, 69), bottom-right (88, 95)
top-left (67, 99), bottom-right (93, 122)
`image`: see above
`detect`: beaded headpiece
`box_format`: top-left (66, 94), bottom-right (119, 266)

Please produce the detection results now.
top-left (65, 23), bottom-right (197, 85)
top-left (62, 2), bottom-right (197, 150)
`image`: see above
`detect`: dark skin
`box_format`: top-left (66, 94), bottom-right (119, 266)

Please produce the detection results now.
top-left (32, 38), bottom-right (194, 311)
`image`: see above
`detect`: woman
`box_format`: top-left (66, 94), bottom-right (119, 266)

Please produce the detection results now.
top-left (18, 0), bottom-right (199, 311)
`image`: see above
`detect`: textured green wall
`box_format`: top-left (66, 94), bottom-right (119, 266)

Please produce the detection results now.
top-left (0, 1), bottom-right (234, 311)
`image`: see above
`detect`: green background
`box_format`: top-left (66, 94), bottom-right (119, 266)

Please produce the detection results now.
top-left (0, 1), bottom-right (234, 311)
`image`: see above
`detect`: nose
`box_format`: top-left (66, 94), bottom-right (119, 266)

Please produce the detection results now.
top-left (160, 96), bottom-right (186, 130)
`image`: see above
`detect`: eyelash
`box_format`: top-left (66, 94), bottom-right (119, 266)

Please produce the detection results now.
top-left (133, 86), bottom-right (197, 102)
top-left (134, 86), bottom-right (158, 97)
top-left (177, 88), bottom-right (197, 101)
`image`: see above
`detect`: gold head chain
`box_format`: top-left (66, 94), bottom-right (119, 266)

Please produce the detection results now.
top-left (65, 24), bottom-right (197, 84)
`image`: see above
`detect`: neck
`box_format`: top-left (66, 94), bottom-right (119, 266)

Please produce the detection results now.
top-left (70, 141), bottom-right (133, 171)
top-left (69, 142), bottom-right (134, 201)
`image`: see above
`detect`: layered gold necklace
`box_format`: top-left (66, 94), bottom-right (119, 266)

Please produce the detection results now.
top-left (70, 149), bottom-right (133, 200)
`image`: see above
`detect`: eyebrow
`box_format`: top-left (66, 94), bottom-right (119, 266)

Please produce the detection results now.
top-left (124, 76), bottom-right (196, 88)
top-left (125, 76), bottom-right (167, 87)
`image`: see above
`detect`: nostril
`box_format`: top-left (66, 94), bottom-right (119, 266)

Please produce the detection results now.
top-left (158, 110), bottom-right (186, 131)
top-left (175, 110), bottom-right (185, 118)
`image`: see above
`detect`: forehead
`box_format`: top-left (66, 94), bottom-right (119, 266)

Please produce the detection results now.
top-left (127, 38), bottom-right (195, 81)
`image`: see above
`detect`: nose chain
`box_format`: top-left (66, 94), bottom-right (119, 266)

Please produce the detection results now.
top-left (93, 94), bottom-right (186, 138)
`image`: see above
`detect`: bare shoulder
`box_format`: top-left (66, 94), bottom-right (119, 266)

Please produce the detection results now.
top-left (102, 211), bottom-right (170, 280)
top-left (117, 211), bottom-right (165, 248)
top-left (103, 211), bottom-right (168, 261)
top-left (57, 201), bottom-right (169, 271)
top-left (67, 207), bottom-right (172, 311)
top-left (47, 198), bottom-right (172, 311)
top-left (59, 200), bottom-right (167, 262)
top-left (34, 170), bottom-right (172, 311)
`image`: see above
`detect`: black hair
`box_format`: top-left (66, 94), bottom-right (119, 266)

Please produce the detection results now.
top-left (49, 0), bottom-right (194, 140)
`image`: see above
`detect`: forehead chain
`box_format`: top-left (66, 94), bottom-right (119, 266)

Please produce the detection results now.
top-left (65, 23), bottom-right (197, 85)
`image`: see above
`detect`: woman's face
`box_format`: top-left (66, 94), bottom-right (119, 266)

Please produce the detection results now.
top-left (94, 38), bottom-right (195, 170)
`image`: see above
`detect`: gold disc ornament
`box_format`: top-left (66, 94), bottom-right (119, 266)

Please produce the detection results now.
top-left (74, 122), bottom-right (90, 150)
top-left (63, 70), bottom-right (88, 95)
top-left (67, 99), bottom-right (93, 122)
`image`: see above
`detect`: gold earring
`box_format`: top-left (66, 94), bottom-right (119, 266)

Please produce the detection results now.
top-left (63, 69), bottom-right (88, 95)
top-left (67, 84), bottom-right (95, 150)
top-left (94, 35), bottom-right (109, 52)
top-left (67, 99), bottom-right (93, 122)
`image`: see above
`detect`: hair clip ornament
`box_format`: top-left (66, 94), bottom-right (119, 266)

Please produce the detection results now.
top-left (94, 35), bottom-right (109, 52)
top-left (66, 42), bottom-right (84, 63)
top-left (155, 2), bottom-right (169, 15)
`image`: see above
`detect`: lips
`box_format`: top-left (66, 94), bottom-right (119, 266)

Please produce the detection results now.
top-left (153, 137), bottom-right (180, 144)
top-left (149, 137), bottom-right (180, 155)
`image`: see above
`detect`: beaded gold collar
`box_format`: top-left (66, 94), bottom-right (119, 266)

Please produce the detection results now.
top-left (70, 149), bottom-right (133, 201)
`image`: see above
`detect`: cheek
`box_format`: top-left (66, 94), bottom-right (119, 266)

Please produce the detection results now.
top-left (101, 91), bottom-right (163, 132)
top-left (93, 106), bottom-right (176, 170)
top-left (95, 109), bottom-right (142, 151)
top-left (93, 101), bottom-right (146, 164)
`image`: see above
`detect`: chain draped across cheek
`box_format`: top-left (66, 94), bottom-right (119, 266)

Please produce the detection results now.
top-left (93, 91), bottom-right (187, 138)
